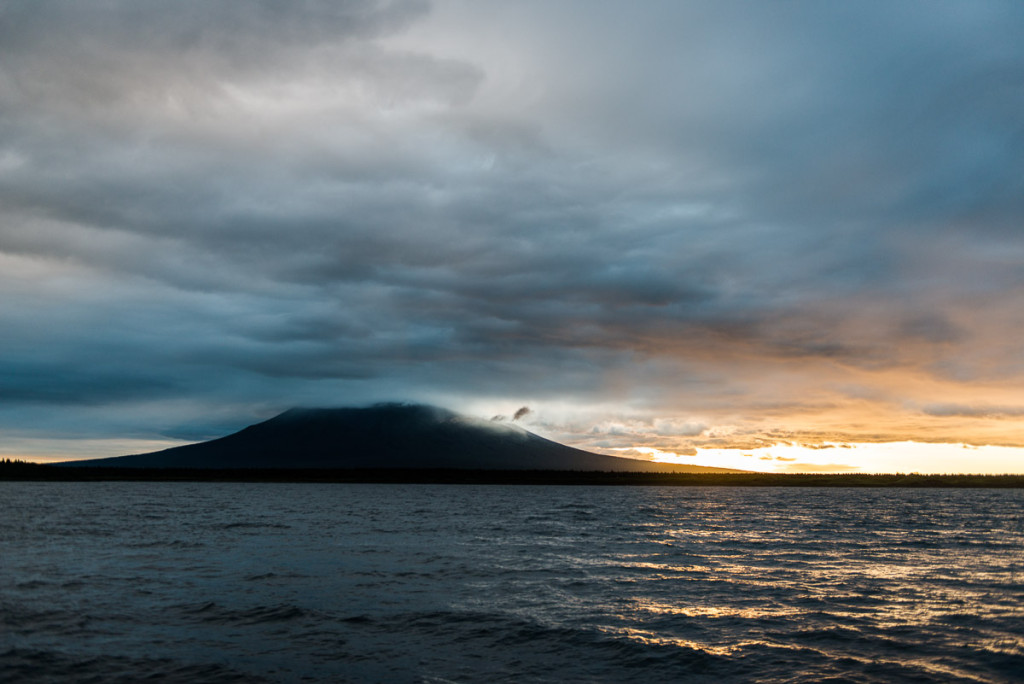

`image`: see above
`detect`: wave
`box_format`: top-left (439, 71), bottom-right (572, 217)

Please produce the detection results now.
top-left (178, 601), bottom-right (313, 626)
top-left (0, 648), bottom-right (264, 684)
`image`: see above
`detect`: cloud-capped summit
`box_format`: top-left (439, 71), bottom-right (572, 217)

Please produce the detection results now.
top-left (65, 403), bottom-right (739, 472)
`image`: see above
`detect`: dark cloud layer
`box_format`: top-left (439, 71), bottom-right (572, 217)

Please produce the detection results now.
top-left (2, 1), bottom-right (1024, 467)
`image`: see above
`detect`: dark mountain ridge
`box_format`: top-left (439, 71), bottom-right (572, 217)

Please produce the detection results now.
top-left (62, 403), bottom-right (740, 473)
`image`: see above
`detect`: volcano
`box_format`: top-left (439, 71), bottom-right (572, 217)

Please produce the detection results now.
top-left (65, 403), bottom-right (738, 472)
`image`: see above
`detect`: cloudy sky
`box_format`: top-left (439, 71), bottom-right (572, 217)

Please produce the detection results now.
top-left (2, 0), bottom-right (1024, 472)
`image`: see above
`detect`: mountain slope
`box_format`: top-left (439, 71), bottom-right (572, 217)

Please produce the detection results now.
top-left (64, 404), bottom-right (740, 472)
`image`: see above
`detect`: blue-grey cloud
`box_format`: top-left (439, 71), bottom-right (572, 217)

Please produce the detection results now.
top-left (2, 1), bottom-right (1024, 461)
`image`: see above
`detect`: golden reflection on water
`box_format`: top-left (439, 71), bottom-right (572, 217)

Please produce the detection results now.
top-left (596, 625), bottom-right (742, 657)
top-left (629, 598), bottom-right (798, 621)
top-left (616, 598), bottom-right (1013, 684)
top-left (604, 621), bottom-right (1007, 684)
top-left (614, 559), bottom-right (714, 574)
top-left (603, 500), bottom-right (1024, 678)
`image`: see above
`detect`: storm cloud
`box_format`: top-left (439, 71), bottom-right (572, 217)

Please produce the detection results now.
top-left (2, 1), bottom-right (1024, 468)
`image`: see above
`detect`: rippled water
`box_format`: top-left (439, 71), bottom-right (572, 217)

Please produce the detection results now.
top-left (2, 483), bottom-right (1023, 683)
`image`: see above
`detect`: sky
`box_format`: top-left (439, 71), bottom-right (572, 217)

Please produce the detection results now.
top-left (2, 0), bottom-right (1024, 473)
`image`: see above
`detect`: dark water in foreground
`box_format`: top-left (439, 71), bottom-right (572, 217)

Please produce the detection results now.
top-left (2, 484), bottom-right (1022, 683)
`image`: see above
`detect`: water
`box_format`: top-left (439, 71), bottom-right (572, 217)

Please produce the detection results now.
top-left (2, 483), bottom-right (1022, 683)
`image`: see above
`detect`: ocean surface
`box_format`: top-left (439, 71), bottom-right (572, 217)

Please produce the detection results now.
top-left (2, 483), bottom-right (1023, 683)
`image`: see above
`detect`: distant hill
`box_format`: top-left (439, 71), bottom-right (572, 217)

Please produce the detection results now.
top-left (60, 403), bottom-right (741, 473)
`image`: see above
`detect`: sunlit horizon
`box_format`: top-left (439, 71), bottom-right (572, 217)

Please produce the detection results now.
top-left (631, 441), bottom-right (1024, 475)
top-left (12, 429), bottom-right (1024, 476)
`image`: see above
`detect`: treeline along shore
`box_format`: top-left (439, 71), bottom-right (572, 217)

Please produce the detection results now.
top-left (1, 460), bottom-right (1022, 487)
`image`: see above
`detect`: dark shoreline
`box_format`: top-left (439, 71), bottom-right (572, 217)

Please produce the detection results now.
top-left (1, 462), bottom-right (1022, 487)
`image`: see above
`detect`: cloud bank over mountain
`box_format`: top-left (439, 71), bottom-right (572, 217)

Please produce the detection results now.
top-left (2, 1), bottom-right (1024, 470)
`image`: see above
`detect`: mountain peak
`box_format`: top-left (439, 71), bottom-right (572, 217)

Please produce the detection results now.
top-left (64, 403), bottom-right (741, 473)
top-left (271, 403), bottom-right (459, 425)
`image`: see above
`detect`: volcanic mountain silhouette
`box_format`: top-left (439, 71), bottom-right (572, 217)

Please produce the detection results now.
top-left (70, 403), bottom-right (739, 472)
